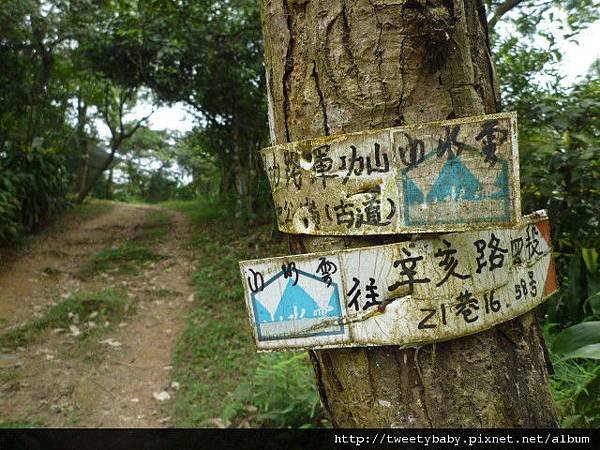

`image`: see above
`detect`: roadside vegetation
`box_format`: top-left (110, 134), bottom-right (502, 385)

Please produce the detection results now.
top-left (162, 194), bottom-right (599, 428)
top-left (163, 198), bottom-right (325, 428)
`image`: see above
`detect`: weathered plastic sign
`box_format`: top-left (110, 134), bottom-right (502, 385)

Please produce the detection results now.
top-left (261, 112), bottom-right (521, 236)
top-left (240, 211), bottom-right (557, 351)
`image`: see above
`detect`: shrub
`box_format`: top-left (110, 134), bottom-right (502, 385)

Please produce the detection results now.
top-left (0, 147), bottom-right (70, 243)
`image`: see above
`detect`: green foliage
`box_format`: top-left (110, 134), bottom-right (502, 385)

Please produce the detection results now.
top-left (0, 148), bottom-right (70, 243)
top-left (552, 322), bottom-right (600, 361)
top-left (549, 358), bottom-right (600, 427)
top-left (0, 166), bottom-right (20, 241)
top-left (110, 129), bottom-right (189, 204)
top-left (165, 198), bottom-right (323, 428)
top-left (519, 78), bottom-right (599, 248)
top-left (508, 73), bottom-right (600, 328)
top-left (0, 288), bottom-right (131, 349)
top-left (171, 298), bottom-right (258, 427)
top-left (86, 0), bottom-right (269, 218)
top-left (0, 421), bottom-right (43, 428)
top-left (499, 21), bottom-right (600, 424)
top-left (543, 320), bottom-right (600, 427)
top-left (223, 352), bottom-right (322, 428)
top-left (546, 249), bottom-right (600, 327)
top-left (161, 196), bottom-right (230, 225)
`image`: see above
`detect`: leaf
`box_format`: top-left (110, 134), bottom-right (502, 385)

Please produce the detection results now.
top-left (573, 371), bottom-right (600, 422)
top-left (582, 248), bottom-right (599, 274)
top-left (560, 343), bottom-right (600, 361)
top-left (586, 292), bottom-right (600, 316)
top-left (552, 321), bottom-right (600, 355)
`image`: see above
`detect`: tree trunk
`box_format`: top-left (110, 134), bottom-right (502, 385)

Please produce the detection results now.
top-left (106, 167), bottom-right (114, 199)
top-left (77, 140), bottom-right (90, 203)
top-left (77, 149), bottom-right (116, 203)
top-left (261, 0), bottom-right (558, 427)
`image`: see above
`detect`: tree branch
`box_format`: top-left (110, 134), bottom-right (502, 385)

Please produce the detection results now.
top-left (488, 0), bottom-right (526, 30)
top-left (122, 112), bottom-right (153, 141)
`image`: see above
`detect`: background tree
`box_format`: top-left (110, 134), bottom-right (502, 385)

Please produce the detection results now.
top-left (0, 0), bottom-right (76, 238)
top-left (85, 0), bottom-right (269, 220)
top-left (76, 83), bottom-right (153, 202)
top-left (486, 0), bottom-right (600, 336)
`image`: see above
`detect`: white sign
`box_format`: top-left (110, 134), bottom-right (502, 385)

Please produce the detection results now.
top-left (261, 112), bottom-right (521, 235)
top-left (240, 211), bottom-right (558, 351)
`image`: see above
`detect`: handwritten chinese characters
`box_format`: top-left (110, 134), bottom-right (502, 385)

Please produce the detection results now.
top-left (239, 211), bottom-right (557, 351)
top-left (261, 112), bottom-right (520, 236)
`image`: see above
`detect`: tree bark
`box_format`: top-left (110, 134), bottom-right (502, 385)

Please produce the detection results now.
top-left (106, 167), bottom-right (114, 199)
top-left (77, 149), bottom-right (116, 203)
top-left (261, 0), bottom-right (558, 427)
top-left (76, 140), bottom-right (90, 202)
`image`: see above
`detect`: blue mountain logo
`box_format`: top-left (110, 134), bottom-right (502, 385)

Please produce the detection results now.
top-left (427, 157), bottom-right (483, 203)
top-left (402, 153), bottom-right (511, 225)
top-left (405, 176), bottom-right (424, 205)
top-left (255, 277), bottom-right (341, 323)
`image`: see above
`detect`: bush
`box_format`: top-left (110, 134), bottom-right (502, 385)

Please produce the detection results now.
top-left (223, 352), bottom-right (323, 428)
top-left (0, 148), bottom-right (70, 243)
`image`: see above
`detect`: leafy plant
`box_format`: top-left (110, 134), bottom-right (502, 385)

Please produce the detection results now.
top-left (0, 148), bottom-right (70, 243)
top-left (222, 352), bottom-right (322, 428)
top-left (550, 357), bottom-right (600, 428)
top-left (552, 321), bottom-right (600, 361)
top-left (545, 319), bottom-right (600, 427)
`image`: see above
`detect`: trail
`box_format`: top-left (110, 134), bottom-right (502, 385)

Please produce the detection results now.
top-left (0, 202), bottom-right (195, 427)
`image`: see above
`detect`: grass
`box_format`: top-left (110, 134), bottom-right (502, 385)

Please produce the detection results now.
top-left (161, 197), bottom-right (227, 224)
top-left (77, 206), bottom-right (170, 279)
top-left (33, 200), bottom-right (115, 240)
top-left (0, 288), bottom-right (132, 349)
top-left (0, 368), bottom-right (20, 383)
top-left (78, 242), bottom-right (163, 279)
top-left (131, 209), bottom-right (172, 242)
top-left (0, 200), bottom-right (114, 260)
top-left (0, 421), bottom-right (43, 428)
top-left (165, 196), bottom-right (599, 428)
top-left (66, 200), bottom-right (114, 221)
top-left (163, 197), bottom-right (324, 428)
top-left (542, 323), bottom-right (600, 427)
top-left (550, 358), bottom-right (600, 427)
top-left (145, 287), bottom-right (175, 298)
top-left (42, 266), bottom-right (61, 275)
top-left (222, 352), bottom-right (323, 427)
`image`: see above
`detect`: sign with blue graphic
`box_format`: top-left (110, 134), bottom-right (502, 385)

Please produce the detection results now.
top-left (240, 212), bottom-right (557, 351)
top-left (251, 268), bottom-right (344, 341)
top-left (401, 148), bottom-right (511, 226)
top-left (260, 112), bottom-right (520, 235)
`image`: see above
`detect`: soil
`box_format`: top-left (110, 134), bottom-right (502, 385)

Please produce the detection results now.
top-left (0, 202), bottom-right (195, 427)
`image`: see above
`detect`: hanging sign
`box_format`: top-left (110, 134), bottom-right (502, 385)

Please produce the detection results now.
top-left (261, 112), bottom-right (521, 235)
top-left (240, 211), bottom-right (557, 351)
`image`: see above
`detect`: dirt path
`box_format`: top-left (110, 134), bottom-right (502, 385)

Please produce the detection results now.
top-left (0, 201), bottom-right (195, 427)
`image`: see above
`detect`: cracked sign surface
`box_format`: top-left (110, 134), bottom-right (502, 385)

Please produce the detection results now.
top-left (240, 211), bottom-right (557, 351)
top-left (262, 112), bottom-right (521, 235)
